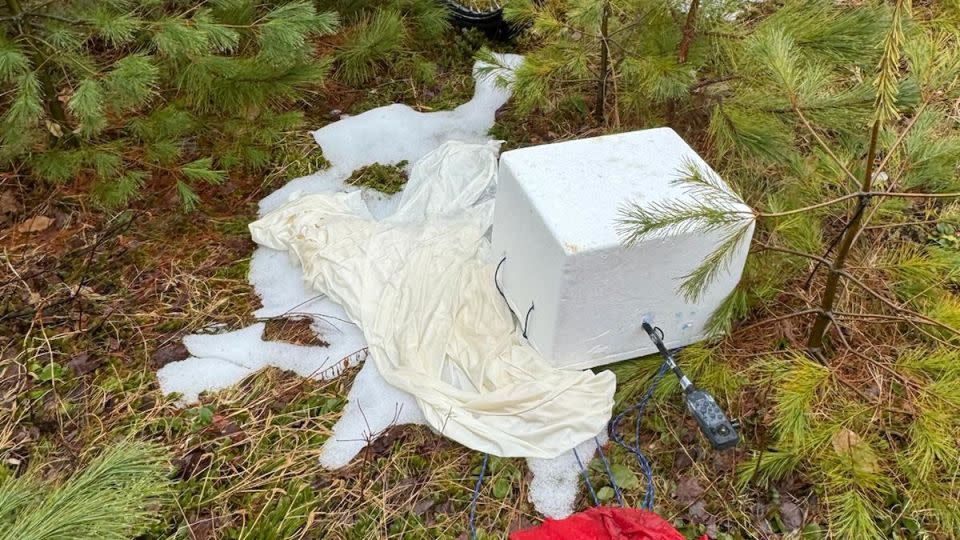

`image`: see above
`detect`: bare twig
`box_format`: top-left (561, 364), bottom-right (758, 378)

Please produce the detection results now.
top-left (595, 0), bottom-right (611, 122)
top-left (666, 0), bottom-right (700, 126)
top-left (753, 243), bottom-right (831, 266)
top-left (732, 309), bottom-right (820, 335)
top-left (757, 192), bottom-right (861, 219)
top-left (838, 270), bottom-right (960, 338)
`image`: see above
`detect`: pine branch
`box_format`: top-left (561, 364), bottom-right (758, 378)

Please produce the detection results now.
top-left (0, 441), bottom-right (171, 540)
top-left (838, 268), bottom-right (960, 338)
top-left (847, 100), bottom-right (932, 245)
top-left (754, 243), bottom-right (831, 266)
top-left (180, 157), bottom-right (225, 184)
top-left (619, 160), bottom-right (755, 302)
top-left (803, 100), bottom-right (931, 288)
top-left (336, 10), bottom-right (405, 85)
top-left (679, 221), bottom-right (753, 301)
top-left (733, 309), bottom-right (821, 336)
top-left (874, 0), bottom-right (908, 124)
top-left (870, 191), bottom-right (960, 199)
top-left (618, 198), bottom-right (749, 243)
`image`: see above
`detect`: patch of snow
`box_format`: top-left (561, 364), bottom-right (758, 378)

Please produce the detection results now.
top-left (156, 52), bottom-right (602, 516)
top-left (319, 360), bottom-right (426, 469)
top-left (156, 356), bottom-right (254, 405)
top-left (527, 432), bottom-right (608, 519)
top-left (319, 358), bottom-right (606, 519)
top-left (156, 323), bottom-right (363, 403)
top-left (257, 56), bottom-right (521, 215)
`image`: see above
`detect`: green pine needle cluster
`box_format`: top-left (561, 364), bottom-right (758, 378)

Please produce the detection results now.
top-left (1, 0), bottom-right (459, 208)
top-left (332, 0), bottom-right (450, 85)
top-left (618, 159), bottom-right (754, 302)
top-left (0, 441), bottom-right (171, 540)
top-left (1, 0), bottom-right (338, 209)
top-left (733, 347), bottom-right (960, 537)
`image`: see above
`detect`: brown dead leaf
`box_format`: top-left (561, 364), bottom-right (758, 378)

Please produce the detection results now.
top-left (831, 428), bottom-right (862, 454)
top-left (508, 515), bottom-right (536, 532)
top-left (780, 500), bottom-right (804, 531)
top-left (17, 215), bottom-right (53, 233)
top-left (686, 500), bottom-right (712, 523)
top-left (832, 427), bottom-right (880, 474)
top-left (710, 447), bottom-right (738, 473)
top-left (175, 448), bottom-right (212, 480)
top-left (45, 120), bottom-right (64, 138)
top-left (673, 448), bottom-right (693, 471)
top-left (67, 352), bottom-right (103, 375)
top-left (412, 498), bottom-right (435, 517)
top-left (366, 424), bottom-right (408, 457)
top-left (0, 190), bottom-right (16, 220)
top-left (150, 342), bottom-right (189, 369)
top-left (675, 476), bottom-right (706, 504)
top-left (210, 414), bottom-right (245, 444)
top-left (187, 517), bottom-right (215, 540)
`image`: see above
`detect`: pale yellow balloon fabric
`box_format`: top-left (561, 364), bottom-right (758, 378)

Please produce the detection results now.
top-left (249, 141), bottom-right (616, 458)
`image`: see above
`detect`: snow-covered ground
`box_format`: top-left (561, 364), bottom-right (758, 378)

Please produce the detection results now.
top-left (157, 54), bottom-right (602, 519)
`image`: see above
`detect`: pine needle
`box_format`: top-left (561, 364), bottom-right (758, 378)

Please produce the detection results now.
top-left (0, 441), bottom-right (172, 540)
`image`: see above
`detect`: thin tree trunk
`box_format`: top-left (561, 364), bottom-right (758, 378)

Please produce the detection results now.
top-left (806, 120), bottom-right (882, 357)
top-left (40, 72), bottom-right (69, 126)
top-left (677, 0), bottom-right (700, 64)
top-left (666, 0), bottom-right (700, 125)
top-left (595, 0), bottom-right (611, 123)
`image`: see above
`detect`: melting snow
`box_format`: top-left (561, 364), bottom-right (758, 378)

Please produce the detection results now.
top-left (528, 432), bottom-right (609, 518)
top-left (156, 54), bottom-right (603, 519)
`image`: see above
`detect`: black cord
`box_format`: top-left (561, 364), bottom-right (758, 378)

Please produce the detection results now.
top-left (494, 256), bottom-right (507, 300)
top-left (522, 303), bottom-right (534, 338)
top-left (494, 256), bottom-right (535, 338)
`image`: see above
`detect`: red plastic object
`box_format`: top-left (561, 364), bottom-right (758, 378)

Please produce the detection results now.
top-left (510, 506), bottom-right (704, 540)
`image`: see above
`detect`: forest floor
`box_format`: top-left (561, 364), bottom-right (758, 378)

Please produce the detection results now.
top-left (1, 33), bottom-right (814, 540)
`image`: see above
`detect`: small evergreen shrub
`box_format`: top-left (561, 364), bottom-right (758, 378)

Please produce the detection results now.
top-left (603, 1), bottom-right (960, 537)
top-left (494, 0), bottom-right (960, 535)
top-left (487, 0), bottom-right (748, 123)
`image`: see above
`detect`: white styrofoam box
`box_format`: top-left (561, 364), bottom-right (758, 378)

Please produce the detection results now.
top-left (491, 127), bottom-right (754, 370)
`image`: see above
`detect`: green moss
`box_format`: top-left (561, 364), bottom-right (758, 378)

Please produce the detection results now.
top-left (214, 217), bottom-right (252, 237)
top-left (213, 258), bottom-right (250, 281)
top-left (346, 160), bottom-right (409, 194)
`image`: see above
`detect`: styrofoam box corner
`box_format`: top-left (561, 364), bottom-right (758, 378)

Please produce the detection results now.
top-left (491, 127), bottom-right (754, 370)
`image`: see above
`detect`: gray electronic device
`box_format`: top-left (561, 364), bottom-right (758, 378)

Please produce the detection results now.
top-left (641, 322), bottom-right (740, 451)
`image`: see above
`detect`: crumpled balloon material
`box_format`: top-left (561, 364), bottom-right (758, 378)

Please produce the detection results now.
top-left (248, 140), bottom-right (616, 458)
top-left (510, 507), bottom-right (701, 540)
